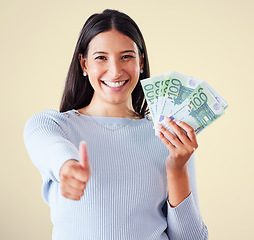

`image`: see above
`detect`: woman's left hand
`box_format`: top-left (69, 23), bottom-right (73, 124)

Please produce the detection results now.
top-left (157, 117), bottom-right (198, 175)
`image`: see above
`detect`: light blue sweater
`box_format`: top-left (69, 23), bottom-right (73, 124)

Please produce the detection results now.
top-left (24, 109), bottom-right (208, 240)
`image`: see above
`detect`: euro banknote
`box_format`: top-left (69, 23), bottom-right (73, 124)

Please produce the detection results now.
top-left (141, 72), bottom-right (201, 124)
top-left (141, 71), bottom-right (228, 135)
top-left (140, 76), bottom-right (157, 120)
top-left (159, 72), bottom-right (202, 123)
top-left (158, 81), bottom-right (226, 135)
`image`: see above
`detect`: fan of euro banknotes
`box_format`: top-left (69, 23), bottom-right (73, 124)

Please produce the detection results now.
top-left (141, 71), bottom-right (228, 135)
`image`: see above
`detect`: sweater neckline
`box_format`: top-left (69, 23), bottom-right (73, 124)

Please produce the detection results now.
top-left (71, 109), bottom-right (150, 132)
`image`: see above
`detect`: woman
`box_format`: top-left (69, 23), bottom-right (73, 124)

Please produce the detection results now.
top-left (24, 9), bottom-right (208, 240)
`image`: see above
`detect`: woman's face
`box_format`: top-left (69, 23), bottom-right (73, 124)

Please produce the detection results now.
top-left (80, 29), bottom-right (143, 106)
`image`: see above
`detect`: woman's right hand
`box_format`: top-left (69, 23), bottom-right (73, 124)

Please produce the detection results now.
top-left (60, 142), bottom-right (91, 200)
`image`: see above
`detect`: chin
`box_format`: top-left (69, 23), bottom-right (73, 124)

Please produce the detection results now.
top-left (105, 95), bottom-right (130, 105)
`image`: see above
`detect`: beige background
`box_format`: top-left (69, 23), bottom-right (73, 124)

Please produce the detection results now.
top-left (1, 0), bottom-right (253, 239)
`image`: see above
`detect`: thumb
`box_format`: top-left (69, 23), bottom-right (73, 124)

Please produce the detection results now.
top-left (79, 141), bottom-right (90, 170)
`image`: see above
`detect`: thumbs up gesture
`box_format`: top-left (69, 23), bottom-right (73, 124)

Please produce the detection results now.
top-left (60, 141), bottom-right (91, 200)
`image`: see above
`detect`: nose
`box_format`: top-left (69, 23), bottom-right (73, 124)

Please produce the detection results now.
top-left (108, 60), bottom-right (122, 79)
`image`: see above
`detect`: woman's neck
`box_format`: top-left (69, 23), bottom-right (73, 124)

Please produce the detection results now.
top-left (79, 98), bottom-right (140, 119)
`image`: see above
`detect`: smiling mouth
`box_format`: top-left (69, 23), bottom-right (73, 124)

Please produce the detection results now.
top-left (102, 80), bottom-right (128, 88)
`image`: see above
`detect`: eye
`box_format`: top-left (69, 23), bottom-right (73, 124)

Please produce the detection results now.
top-left (121, 55), bottom-right (134, 60)
top-left (95, 56), bottom-right (107, 60)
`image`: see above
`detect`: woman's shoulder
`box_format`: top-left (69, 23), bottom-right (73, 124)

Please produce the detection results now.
top-left (140, 114), bottom-right (153, 126)
top-left (26, 109), bottom-right (69, 122)
top-left (144, 114), bottom-right (153, 121)
top-left (24, 109), bottom-right (75, 131)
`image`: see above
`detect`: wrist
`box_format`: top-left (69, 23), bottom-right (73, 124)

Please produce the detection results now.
top-left (166, 167), bottom-right (191, 207)
top-left (166, 165), bottom-right (188, 179)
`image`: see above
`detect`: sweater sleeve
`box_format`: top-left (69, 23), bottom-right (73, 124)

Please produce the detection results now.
top-left (166, 155), bottom-right (208, 239)
top-left (23, 110), bottom-right (80, 183)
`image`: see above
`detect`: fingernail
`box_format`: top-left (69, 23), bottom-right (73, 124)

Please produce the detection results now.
top-left (165, 116), bottom-right (172, 122)
top-left (157, 123), bottom-right (162, 129)
top-left (80, 141), bottom-right (86, 146)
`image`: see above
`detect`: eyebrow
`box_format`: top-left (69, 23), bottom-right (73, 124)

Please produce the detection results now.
top-left (92, 50), bottom-right (136, 55)
top-left (93, 51), bottom-right (107, 55)
top-left (120, 50), bottom-right (136, 54)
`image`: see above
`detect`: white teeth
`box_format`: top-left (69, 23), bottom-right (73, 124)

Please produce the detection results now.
top-left (104, 81), bottom-right (126, 88)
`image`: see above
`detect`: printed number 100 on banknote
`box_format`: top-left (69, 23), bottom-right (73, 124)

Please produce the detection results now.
top-left (159, 81), bottom-right (226, 135)
top-left (141, 71), bottom-right (228, 135)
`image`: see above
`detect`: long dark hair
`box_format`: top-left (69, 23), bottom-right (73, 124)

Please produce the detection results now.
top-left (60, 9), bottom-right (150, 117)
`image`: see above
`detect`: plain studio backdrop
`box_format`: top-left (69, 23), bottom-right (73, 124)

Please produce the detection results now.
top-left (1, 0), bottom-right (253, 239)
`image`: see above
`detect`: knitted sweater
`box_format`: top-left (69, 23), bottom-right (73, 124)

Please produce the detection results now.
top-left (24, 109), bottom-right (208, 240)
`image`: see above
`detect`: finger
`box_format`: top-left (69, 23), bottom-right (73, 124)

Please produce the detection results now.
top-left (74, 166), bottom-right (91, 183)
top-left (60, 160), bottom-right (90, 183)
top-left (61, 190), bottom-right (82, 201)
top-left (60, 171), bottom-right (87, 200)
top-left (157, 129), bottom-right (177, 152)
top-left (63, 176), bottom-right (87, 191)
top-left (176, 121), bottom-right (198, 147)
top-left (79, 141), bottom-right (89, 169)
top-left (157, 123), bottom-right (182, 148)
top-left (164, 117), bottom-right (190, 145)
top-left (62, 183), bottom-right (85, 198)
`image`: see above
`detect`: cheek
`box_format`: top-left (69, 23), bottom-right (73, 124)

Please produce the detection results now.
top-left (126, 61), bottom-right (140, 76)
top-left (88, 63), bottom-right (106, 81)
top-left (88, 63), bottom-right (101, 74)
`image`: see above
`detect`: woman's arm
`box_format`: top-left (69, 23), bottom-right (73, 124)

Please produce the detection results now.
top-left (158, 117), bottom-right (197, 207)
top-left (158, 117), bottom-right (208, 239)
top-left (24, 110), bottom-right (80, 182)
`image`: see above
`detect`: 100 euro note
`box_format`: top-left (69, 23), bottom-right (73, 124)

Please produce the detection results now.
top-left (141, 73), bottom-right (172, 121)
top-left (159, 81), bottom-right (226, 135)
top-left (205, 81), bottom-right (228, 110)
top-left (159, 72), bottom-right (202, 120)
top-left (153, 74), bottom-right (167, 120)
top-left (140, 77), bottom-right (157, 120)
top-left (141, 72), bottom-right (203, 125)
top-left (147, 72), bottom-right (173, 124)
